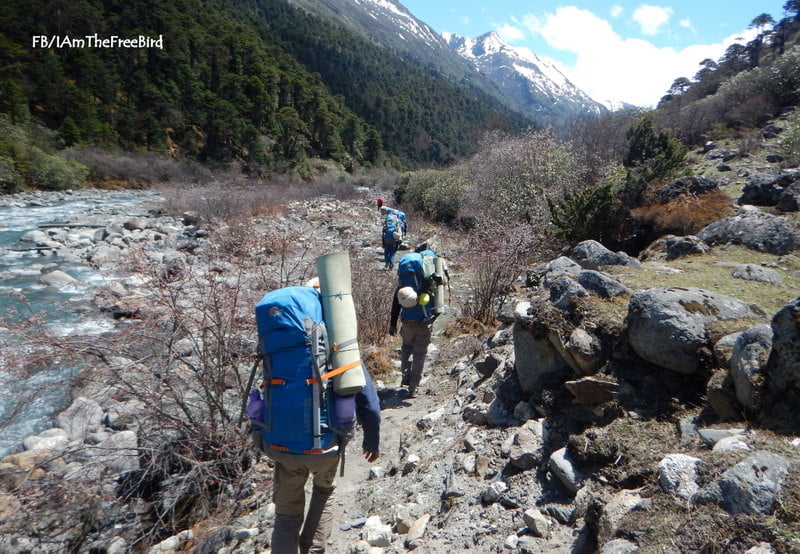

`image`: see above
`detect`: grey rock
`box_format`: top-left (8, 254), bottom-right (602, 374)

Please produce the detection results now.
top-left (659, 176), bottom-right (718, 203)
top-left (23, 428), bottom-right (69, 454)
top-left (692, 451), bottom-right (790, 514)
top-left (549, 275), bottom-right (588, 310)
top-left (482, 481), bottom-right (508, 503)
top-left (658, 454), bottom-right (703, 500)
top-left (697, 427), bottom-right (746, 447)
top-left (509, 419), bottom-right (543, 470)
top-left (566, 328), bottom-right (605, 375)
top-left (548, 448), bottom-right (584, 494)
top-left (739, 173), bottom-right (790, 206)
top-left (532, 256), bottom-right (582, 287)
top-left (544, 504), bottom-right (574, 524)
top-left (56, 397), bottom-right (104, 441)
top-left (474, 354), bottom-right (501, 378)
top-left (640, 235), bottom-right (709, 261)
top-left (698, 209), bottom-right (798, 255)
top-left (760, 298), bottom-right (800, 432)
top-left (522, 508), bottom-right (552, 537)
top-left (39, 269), bottom-right (78, 286)
top-left (730, 325), bottom-right (772, 409)
top-left (570, 240), bottom-right (642, 270)
top-left (513, 323), bottom-right (568, 394)
top-left (705, 148), bottom-right (739, 161)
top-left (601, 539), bottom-right (639, 554)
top-left (712, 436), bottom-right (751, 453)
top-left (626, 287), bottom-right (762, 374)
top-left (776, 181), bottom-right (800, 212)
top-left (729, 263), bottom-right (783, 284)
top-left (577, 270), bottom-right (632, 298)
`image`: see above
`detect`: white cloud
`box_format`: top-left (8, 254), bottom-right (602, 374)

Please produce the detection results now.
top-left (522, 6), bottom-right (758, 107)
top-left (679, 18), bottom-right (695, 33)
top-left (610, 5), bottom-right (624, 18)
top-left (495, 23), bottom-right (525, 42)
top-left (632, 5), bottom-right (674, 35)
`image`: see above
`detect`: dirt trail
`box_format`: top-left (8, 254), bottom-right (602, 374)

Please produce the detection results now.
top-left (324, 226), bottom-right (472, 552)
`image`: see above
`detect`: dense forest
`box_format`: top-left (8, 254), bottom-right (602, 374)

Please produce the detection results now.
top-left (236, 0), bottom-right (531, 164)
top-left (0, 0), bottom-right (530, 192)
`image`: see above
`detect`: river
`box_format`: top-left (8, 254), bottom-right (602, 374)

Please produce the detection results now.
top-left (0, 189), bottom-right (158, 457)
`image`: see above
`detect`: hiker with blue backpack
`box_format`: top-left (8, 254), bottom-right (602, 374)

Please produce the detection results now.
top-left (249, 279), bottom-right (381, 554)
top-left (388, 247), bottom-right (447, 398)
top-left (380, 205), bottom-right (407, 270)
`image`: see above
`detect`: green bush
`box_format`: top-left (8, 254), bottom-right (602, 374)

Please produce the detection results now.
top-left (624, 114), bottom-right (687, 183)
top-left (0, 155), bottom-right (21, 192)
top-left (30, 152), bottom-right (89, 190)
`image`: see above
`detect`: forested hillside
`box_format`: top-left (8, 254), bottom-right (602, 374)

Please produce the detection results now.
top-left (238, 0), bottom-right (531, 165)
top-left (0, 0), bottom-right (530, 190)
top-left (0, 0), bottom-right (387, 174)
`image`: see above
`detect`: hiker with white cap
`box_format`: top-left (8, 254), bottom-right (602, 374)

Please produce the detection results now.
top-left (388, 247), bottom-right (445, 398)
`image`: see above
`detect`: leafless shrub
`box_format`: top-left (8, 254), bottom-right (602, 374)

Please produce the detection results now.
top-left (463, 129), bottom-right (581, 228)
top-left (29, 251), bottom-right (264, 545)
top-left (65, 148), bottom-right (218, 185)
top-left (352, 266), bottom-right (394, 346)
top-left (156, 182), bottom-right (289, 223)
top-left (462, 226), bottom-right (559, 324)
top-left (562, 109), bottom-right (641, 186)
top-left (252, 226), bottom-right (316, 291)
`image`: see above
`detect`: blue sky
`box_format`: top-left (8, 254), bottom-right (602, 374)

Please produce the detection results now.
top-left (398, 1), bottom-right (789, 107)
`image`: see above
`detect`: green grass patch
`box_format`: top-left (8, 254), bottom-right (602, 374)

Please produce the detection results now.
top-left (605, 244), bottom-right (800, 318)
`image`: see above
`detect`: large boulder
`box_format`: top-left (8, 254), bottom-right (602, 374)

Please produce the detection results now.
top-left (698, 209), bottom-right (798, 255)
top-left (513, 323), bottom-right (568, 393)
top-left (626, 288), bottom-right (763, 374)
top-left (569, 240), bottom-right (641, 270)
top-left (531, 256), bottom-right (582, 287)
top-left (692, 451), bottom-right (790, 515)
top-left (730, 325), bottom-right (772, 409)
top-left (759, 297), bottom-right (800, 433)
top-left (738, 171), bottom-right (800, 206)
top-left (658, 176), bottom-right (718, 203)
top-left (639, 235), bottom-right (709, 262)
top-left (776, 181), bottom-right (800, 212)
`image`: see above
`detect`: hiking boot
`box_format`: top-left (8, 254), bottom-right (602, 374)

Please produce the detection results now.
top-left (407, 388), bottom-right (418, 398)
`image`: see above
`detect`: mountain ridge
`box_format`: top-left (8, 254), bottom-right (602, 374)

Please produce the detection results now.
top-left (444, 30), bottom-right (611, 124)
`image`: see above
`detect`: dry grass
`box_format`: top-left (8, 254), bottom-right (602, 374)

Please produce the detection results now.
top-left (631, 189), bottom-right (735, 237)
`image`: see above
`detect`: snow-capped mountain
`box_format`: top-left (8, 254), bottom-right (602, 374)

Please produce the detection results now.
top-left (287, 0), bottom-right (609, 124)
top-left (445, 31), bottom-right (608, 124)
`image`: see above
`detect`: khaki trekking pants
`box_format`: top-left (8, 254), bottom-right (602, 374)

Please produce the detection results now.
top-left (267, 450), bottom-right (340, 554)
top-left (400, 319), bottom-right (433, 393)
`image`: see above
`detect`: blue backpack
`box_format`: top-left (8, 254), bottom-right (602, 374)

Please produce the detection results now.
top-left (383, 213), bottom-right (403, 243)
top-left (397, 250), bottom-right (437, 322)
top-left (251, 286), bottom-right (346, 455)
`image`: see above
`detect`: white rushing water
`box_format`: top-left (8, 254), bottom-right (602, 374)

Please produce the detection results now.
top-left (0, 190), bottom-right (153, 457)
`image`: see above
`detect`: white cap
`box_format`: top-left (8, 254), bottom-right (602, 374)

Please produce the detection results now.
top-left (397, 286), bottom-right (418, 308)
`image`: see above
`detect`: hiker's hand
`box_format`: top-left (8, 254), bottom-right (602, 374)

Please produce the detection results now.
top-left (363, 449), bottom-right (380, 463)
top-left (389, 325), bottom-right (397, 336)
